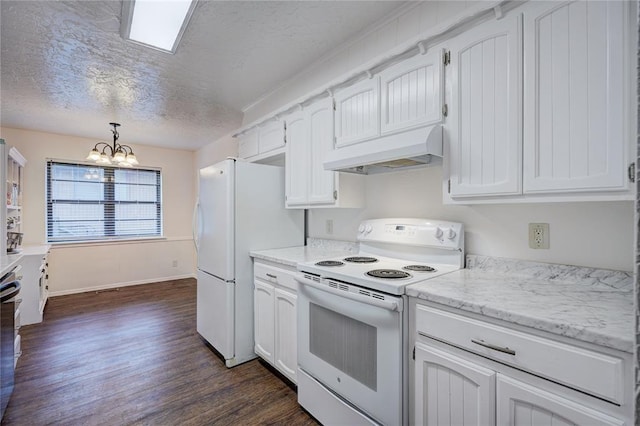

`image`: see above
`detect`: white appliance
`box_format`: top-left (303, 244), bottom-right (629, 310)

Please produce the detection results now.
top-left (194, 158), bottom-right (304, 368)
top-left (295, 218), bottom-right (464, 425)
top-left (323, 124), bottom-right (443, 174)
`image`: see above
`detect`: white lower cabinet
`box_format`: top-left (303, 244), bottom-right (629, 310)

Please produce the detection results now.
top-left (497, 374), bottom-right (624, 426)
top-left (254, 280), bottom-right (275, 363)
top-left (411, 301), bottom-right (631, 426)
top-left (18, 245), bottom-right (50, 325)
top-left (253, 259), bottom-right (298, 383)
top-left (414, 342), bottom-right (495, 425)
top-left (274, 288), bottom-right (297, 381)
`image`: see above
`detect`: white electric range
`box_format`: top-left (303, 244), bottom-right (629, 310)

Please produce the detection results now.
top-left (295, 218), bottom-right (465, 426)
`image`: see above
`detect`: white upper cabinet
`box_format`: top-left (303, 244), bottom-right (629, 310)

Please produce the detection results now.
top-left (258, 119), bottom-right (286, 153)
top-left (285, 97), bottom-right (364, 209)
top-left (334, 77), bottom-right (380, 147)
top-left (448, 14), bottom-right (523, 198)
top-left (446, 0), bottom-right (634, 203)
top-left (380, 49), bottom-right (443, 136)
top-left (284, 109), bottom-right (309, 206)
top-left (237, 119), bottom-right (286, 161)
top-left (306, 98), bottom-right (337, 204)
top-left (334, 48), bottom-right (444, 149)
top-left (237, 127), bottom-right (259, 159)
top-left (522, 0), bottom-right (631, 194)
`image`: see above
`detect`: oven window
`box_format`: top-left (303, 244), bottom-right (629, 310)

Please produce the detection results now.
top-left (309, 303), bottom-right (377, 391)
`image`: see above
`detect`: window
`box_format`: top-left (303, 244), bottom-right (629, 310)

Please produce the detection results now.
top-left (46, 160), bottom-right (162, 243)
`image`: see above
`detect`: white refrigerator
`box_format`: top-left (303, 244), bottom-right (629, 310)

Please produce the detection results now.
top-left (194, 158), bottom-right (304, 367)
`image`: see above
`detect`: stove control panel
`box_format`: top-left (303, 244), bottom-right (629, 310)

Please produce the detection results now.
top-left (357, 218), bottom-right (464, 250)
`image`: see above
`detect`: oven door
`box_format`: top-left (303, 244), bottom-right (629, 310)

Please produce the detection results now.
top-left (297, 275), bottom-right (404, 426)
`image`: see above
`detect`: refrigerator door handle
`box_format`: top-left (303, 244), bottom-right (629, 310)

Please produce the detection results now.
top-left (192, 199), bottom-right (201, 252)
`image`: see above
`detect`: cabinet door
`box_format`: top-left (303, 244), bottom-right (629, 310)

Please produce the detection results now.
top-left (237, 128), bottom-right (259, 159)
top-left (448, 14), bottom-right (522, 197)
top-left (497, 374), bottom-right (624, 426)
top-left (523, 1), bottom-right (630, 194)
top-left (258, 120), bottom-right (285, 153)
top-left (307, 97), bottom-right (337, 204)
top-left (414, 342), bottom-right (496, 426)
top-left (274, 288), bottom-right (297, 383)
top-left (334, 77), bottom-right (380, 147)
top-left (253, 280), bottom-right (275, 363)
top-left (285, 110), bottom-right (309, 207)
top-left (380, 50), bottom-right (443, 135)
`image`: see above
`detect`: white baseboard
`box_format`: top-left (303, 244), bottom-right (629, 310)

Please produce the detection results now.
top-left (49, 273), bottom-right (197, 297)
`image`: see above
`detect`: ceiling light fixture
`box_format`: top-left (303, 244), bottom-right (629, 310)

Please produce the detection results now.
top-left (86, 123), bottom-right (139, 166)
top-left (120, 0), bottom-right (198, 53)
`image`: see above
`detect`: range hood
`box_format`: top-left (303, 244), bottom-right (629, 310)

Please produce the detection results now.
top-left (323, 124), bottom-right (443, 174)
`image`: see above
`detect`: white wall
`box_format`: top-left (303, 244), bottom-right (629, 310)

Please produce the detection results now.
top-left (196, 133), bottom-right (237, 169)
top-left (242, 1), bottom-right (481, 124)
top-left (0, 127), bottom-right (197, 295)
top-left (234, 1), bottom-right (635, 272)
top-left (309, 167), bottom-right (634, 271)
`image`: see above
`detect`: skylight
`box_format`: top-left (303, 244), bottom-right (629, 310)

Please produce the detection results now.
top-left (121, 0), bottom-right (197, 53)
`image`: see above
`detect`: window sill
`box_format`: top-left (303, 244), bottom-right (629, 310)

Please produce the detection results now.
top-left (48, 236), bottom-right (169, 249)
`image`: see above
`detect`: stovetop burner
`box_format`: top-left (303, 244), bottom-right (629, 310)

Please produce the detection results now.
top-left (344, 256), bottom-right (378, 263)
top-left (365, 269), bottom-right (412, 279)
top-left (403, 265), bottom-right (436, 272)
top-left (315, 260), bottom-right (344, 267)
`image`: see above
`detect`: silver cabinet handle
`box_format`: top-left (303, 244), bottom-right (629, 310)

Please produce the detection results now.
top-left (266, 273), bottom-right (277, 279)
top-left (471, 339), bottom-right (516, 356)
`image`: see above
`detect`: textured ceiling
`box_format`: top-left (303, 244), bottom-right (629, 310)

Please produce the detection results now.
top-left (1, 1), bottom-right (408, 150)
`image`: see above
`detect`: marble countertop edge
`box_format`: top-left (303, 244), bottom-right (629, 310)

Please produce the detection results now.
top-left (407, 288), bottom-right (633, 353)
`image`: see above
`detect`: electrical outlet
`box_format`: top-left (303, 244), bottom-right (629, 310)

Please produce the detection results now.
top-left (172, 260), bottom-right (178, 267)
top-left (528, 223), bottom-right (549, 249)
top-left (326, 219), bottom-right (333, 235)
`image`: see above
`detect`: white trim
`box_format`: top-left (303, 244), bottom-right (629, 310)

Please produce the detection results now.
top-left (49, 236), bottom-right (192, 249)
top-left (49, 273), bottom-right (197, 297)
top-left (234, 1), bottom-right (507, 136)
top-left (46, 157), bottom-right (162, 172)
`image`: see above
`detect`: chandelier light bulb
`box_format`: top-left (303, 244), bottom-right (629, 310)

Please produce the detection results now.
top-left (126, 153), bottom-right (138, 165)
top-left (113, 149), bottom-right (126, 163)
top-left (86, 148), bottom-right (101, 161)
top-left (98, 153), bottom-right (111, 164)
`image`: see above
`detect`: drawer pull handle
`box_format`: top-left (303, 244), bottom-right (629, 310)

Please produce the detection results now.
top-left (471, 339), bottom-right (516, 356)
top-left (266, 273), bottom-right (277, 279)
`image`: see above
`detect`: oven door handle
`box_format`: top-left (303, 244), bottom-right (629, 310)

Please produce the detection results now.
top-left (296, 274), bottom-right (402, 312)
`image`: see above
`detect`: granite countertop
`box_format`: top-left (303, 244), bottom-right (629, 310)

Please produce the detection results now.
top-left (406, 255), bottom-right (634, 354)
top-left (250, 238), bottom-right (358, 268)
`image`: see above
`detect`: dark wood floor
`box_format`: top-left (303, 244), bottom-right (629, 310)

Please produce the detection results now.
top-left (3, 278), bottom-right (317, 425)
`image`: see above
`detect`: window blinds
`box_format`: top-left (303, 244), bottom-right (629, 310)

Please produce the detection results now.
top-left (46, 160), bottom-right (162, 242)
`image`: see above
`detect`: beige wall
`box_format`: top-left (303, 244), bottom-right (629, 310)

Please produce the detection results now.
top-left (1, 127), bottom-right (197, 295)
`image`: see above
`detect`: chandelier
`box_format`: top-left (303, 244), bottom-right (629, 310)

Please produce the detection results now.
top-left (86, 122), bottom-right (139, 166)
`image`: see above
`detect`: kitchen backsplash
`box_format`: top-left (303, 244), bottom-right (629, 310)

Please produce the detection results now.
top-left (306, 238), bottom-right (358, 253)
top-left (466, 255), bottom-right (633, 291)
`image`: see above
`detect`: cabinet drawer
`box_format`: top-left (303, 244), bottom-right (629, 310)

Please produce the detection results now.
top-left (415, 304), bottom-right (625, 404)
top-left (254, 263), bottom-right (297, 292)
